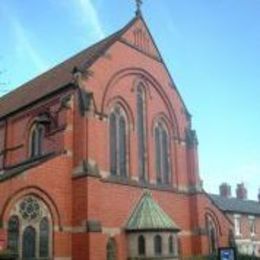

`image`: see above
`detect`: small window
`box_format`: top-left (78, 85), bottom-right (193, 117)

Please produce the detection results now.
top-left (169, 235), bottom-right (174, 255)
top-left (249, 217), bottom-right (256, 235)
top-left (154, 235), bottom-right (162, 255)
top-left (234, 215), bottom-right (241, 236)
top-left (107, 238), bottom-right (116, 260)
top-left (30, 123), bottom-right (45, 157)
top-left (138, 235), bottom-right (146, 256)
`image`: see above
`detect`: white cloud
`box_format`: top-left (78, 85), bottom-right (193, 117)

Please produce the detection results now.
top-left (52, 0), bottom-right (105, 40)
top-left (0, 4), bottom-right (48, 72)
top-left (12, 21), bottom-right (47, 71)
top-left (75, 0), bottom-right (105, 39)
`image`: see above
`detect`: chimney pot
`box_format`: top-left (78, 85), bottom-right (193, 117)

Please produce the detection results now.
top-left (236, 183), bottom-right (247, 200)
top-left (219, 183), bottom-right (231, 198)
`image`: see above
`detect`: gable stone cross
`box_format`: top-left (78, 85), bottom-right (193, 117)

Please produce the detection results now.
top-left (135, 0), bottom-right (143, 16)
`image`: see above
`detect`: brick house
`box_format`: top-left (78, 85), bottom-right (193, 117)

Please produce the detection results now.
top-left (0, 11), bottom-right (233, 259)
top-left (210, 183), bottom-right (260, 257)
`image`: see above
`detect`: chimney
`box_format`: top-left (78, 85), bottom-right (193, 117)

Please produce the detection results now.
top-left (236, 183), bottom-right (247, 200)
top-left (219, 183), bottom-right (231, 198)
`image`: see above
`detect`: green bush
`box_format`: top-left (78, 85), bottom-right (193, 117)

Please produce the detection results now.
top-left (0, 250), bottom-right (17, 260)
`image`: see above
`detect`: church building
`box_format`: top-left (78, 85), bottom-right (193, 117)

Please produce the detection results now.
top-left (0, 5), bottom-right (233, 260)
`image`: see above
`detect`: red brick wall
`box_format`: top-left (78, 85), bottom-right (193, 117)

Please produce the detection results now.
top-left (0, 18), bottom-right (233, 259)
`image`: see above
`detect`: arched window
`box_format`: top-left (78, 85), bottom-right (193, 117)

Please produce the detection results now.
top-left (138, 235), bottom-right (146, 256)
top-left (22, 226), bottom-right (36, 259)
top-left (206, 216), bottom-right (218, 254)
top-left (30, 123), bottom-right (45, 157)
top-left (7, 216), bottom-right (19, 254)
top-left (109, 105), bottom-right (127, 177)
top-left (40, 217), bottom-right (49, 258)
top-left (7, 196), bottom-right (52, 259)
top-left (107, 238), bottom-right (117, 260)
top-left (136, 86), bottom-right (146, 181)
top-left (154, 235), bottom-right (162, 255)
top-left (155, 121), bottom-right (170, 184)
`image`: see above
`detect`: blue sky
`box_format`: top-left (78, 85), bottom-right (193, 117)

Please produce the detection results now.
top-left (0, 0), bottom-right (259, 199)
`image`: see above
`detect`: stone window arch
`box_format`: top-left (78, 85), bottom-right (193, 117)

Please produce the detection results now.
top-left (154, 120), bottom-right (171, 185)
top-left (154, 234), bottom-right (162, 256)
top-left (136, 85), bottom-right (147, 182)
top-left (107, 237), bottom-right (117, 260)
top-left (109, 104), bottom-right (128, 177)
top-left (29, 123), bottom-right (45, 158)
top-left (7, 195), bottom-right (52, 259)
top-left (138, 235), bottom-right (146, 256)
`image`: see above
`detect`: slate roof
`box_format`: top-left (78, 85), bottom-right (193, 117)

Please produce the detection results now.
top-left (0, 17), bottom-right (138, 120)
top-left (126, 190), bottom-right (180, 232)
top-left (210, 194), bottom-right (260, 216)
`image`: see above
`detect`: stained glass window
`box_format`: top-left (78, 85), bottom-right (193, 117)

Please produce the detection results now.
top-left (7, 216), bottom-right (19, 254)
top-left (22, 226), bottom-right (36, 258)
top-left (136, 86), bottom-right (146, 181)
top-left (155, 122), bottom-right (170, 185)
top-left (30, 123), bottom-right (45, 157)
top-left (110, 112), bottom-right (117, 175)
top-left (109, 106), bottom-right (127, 177)
top-left (40, 217), bottom-right (49, 257)
top-left (19, 197), bottom-right (41, 221)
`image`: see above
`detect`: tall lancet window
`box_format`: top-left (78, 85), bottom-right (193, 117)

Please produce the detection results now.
top-left (136, 86), bottom-right (146, 181)
top-left (109, 105), bottom-right (127, 177)
top-left (30, 123), bottom-right (45, 158)
top-left (155, 121), bottom-right (170, 185)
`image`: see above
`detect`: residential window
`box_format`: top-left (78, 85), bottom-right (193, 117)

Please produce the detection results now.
top-left (154, 235), bottom-right (162, 255)
top-left (30, 123), bottom-right (45, 157)
top-left (234, 215), bottom-right (241, 236)
top-left (109, 105), bottom-right (127, 177)
top-left (138, 235), bottom-right (146, 256)
top-left (136, 86), bottom-right (146, 181)
top-left (249, 216), bottom-right (256, 235)
top-left (155, 121), bottom-right (170, 185)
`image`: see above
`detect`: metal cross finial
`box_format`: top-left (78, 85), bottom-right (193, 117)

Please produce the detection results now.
top-left (135, 0), bottom-right (143, 16)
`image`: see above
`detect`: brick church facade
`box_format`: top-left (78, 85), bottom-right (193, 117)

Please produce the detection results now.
top-left (0, 12), bottom-right (233, 259)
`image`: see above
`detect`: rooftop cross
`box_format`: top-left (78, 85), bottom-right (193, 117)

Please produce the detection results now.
top-left (135, 0), bottom-right (143, 16)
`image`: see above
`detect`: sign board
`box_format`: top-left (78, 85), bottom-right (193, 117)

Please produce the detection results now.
top-left (218, 247), bottom-right (237, 260)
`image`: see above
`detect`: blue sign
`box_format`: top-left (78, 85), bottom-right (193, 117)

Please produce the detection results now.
top-left (218, 247), bottom-right (236, 260)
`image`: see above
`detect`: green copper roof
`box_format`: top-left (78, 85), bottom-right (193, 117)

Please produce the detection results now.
top-left (126, 190), bottom-right (180, 232)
